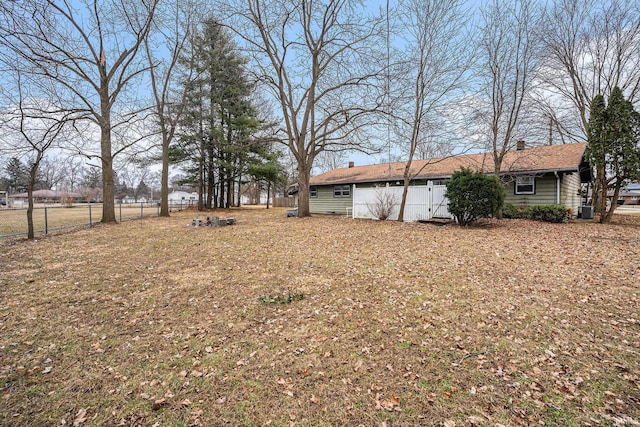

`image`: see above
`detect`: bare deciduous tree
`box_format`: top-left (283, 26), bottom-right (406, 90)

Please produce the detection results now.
top-left (221, 0), bottom-right (386, 217)
top-left (477, 0), bottom-right (540, 218)
top-left (116, 163), bottom-right (151, 202)
top-left (145, 0), bottom-right (201, 217)
top-left (314, 151), bottom-right (349, 174)
top-left (38, 158), bottom-right (65, 191)
top-left (536, 0), bottom-right (640, 212)
top-left (395, 0), bottom-right (472, 222)
top-left (537, 0), bottom-right (640, 141)
top-left (0, 0), bottom-right (159, 223)
top-left (0, 73), bottom-right (70, 239)
top-left (58, 157), bottom-right (85, 192)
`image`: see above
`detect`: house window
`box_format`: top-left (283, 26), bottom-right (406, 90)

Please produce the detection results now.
top-left (515, 176), bottom-right (535, 195)
top-left (310, 186), bottom-right (318, 198)
top-left (334, 184), bottom-right (351, 198)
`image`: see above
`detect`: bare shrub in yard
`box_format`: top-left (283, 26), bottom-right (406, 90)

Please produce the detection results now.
top-left (368, 186), bottom-right (398, 220)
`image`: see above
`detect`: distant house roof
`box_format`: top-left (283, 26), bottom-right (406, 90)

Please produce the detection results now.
top-left (10, 190), bottom-right (82, 198)
top-left (625, 182), bottom-right (640, 191)
top-left (310, 142), bottom-right (590, 186)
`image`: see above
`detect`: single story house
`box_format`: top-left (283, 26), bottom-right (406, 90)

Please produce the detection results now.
top-left (607, 188), bottom-right (640, 205)
top-left (604, 182), bottom-right (640, 205)
top-left (307, 142), bottom-right (591, 219)
top-left (121, 196), bottom-right (148, 204)
top-left (9, 189), bottom-right (82, 205)
top-left (168, 191), bottom-right (199, 206)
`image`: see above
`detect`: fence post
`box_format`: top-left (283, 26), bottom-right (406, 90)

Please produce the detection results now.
top-left (44, 207), bottom-right (48, 235)
top-left (89, 203), bottom-right (92, 225)
top-left (140, 202), bottom-right (143, 218)
top-left (119, 202), bottom-right (122, 222)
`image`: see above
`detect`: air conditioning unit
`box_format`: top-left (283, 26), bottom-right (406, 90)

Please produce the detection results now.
top-left (581, 206), bottom-right (594, 219)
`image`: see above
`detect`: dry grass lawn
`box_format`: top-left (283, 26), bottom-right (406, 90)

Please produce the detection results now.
top-left (0, 208), bottom-right (639, 426)
top-left (0, 204), bottom-right (160, 237)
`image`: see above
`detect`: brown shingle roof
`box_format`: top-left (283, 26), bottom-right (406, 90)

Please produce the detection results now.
top-left (310, 142), bottom-right (588, 185)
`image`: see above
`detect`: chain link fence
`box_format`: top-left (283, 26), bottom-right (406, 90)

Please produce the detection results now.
top-left (0, 201), bottom-right (194, 240)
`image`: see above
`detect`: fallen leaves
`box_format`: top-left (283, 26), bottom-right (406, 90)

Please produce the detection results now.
top-left (375, 394), bottom-right (402, 411)
top-left (152, 398), bottom-right (167, 410)
top-left (73, 408), bottom-right (88, 426)
top-left (1, 210), bottom-right (639, 426)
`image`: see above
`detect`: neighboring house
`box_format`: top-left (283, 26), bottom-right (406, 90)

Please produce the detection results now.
top-left (607, 188), bottom-right (640, 205)
top-left (618, 191), bottom-right (639, 205)
top-left (308, 142), bottom-right (591, 220)
top-left (168, 191), bottom-right (198, 206)
top-left (121, 196), bottom-right (148, 204)
top-left (617, 182), bottom-right (640, 205)
top-left (9, 190), bottom-right (82, 204)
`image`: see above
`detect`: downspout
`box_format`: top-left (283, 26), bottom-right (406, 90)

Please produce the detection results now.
top-left (554, 172), bottom-right (561, 205)
top-left (352, 184), bottom-right (355, 217)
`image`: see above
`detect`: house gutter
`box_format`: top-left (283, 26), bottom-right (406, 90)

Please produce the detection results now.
top-left (554, 171), bottom-right (561, 204)
top-left (313, 168), bottom-right (580, 187)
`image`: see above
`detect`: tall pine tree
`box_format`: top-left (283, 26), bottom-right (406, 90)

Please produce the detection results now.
top-left (587, 87), bottom-right (640, 223)
top-left (176, 19), bottom-right (266, 209)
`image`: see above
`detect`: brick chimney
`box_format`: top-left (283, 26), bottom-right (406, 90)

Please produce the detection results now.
top-left (516, 140), bottom-right (525, 151)
top-left (348, 161), bottom-right (354, 168)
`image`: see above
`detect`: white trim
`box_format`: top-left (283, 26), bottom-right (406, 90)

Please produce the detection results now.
top-left (515, 176), bottom-right (535, 195)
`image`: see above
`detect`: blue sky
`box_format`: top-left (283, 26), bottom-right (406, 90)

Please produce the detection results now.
top-left (323, 0), bottom-right (485, 172)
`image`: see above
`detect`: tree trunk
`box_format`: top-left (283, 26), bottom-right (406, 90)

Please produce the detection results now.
top-left (99, 65), bottom-right (116, 223)
top-left (593, 164), bottom-right (606, 215)
top-left (398, 176), bottom-right (410, 222)
top-left (266, 182), bottom-right (271, 209)
top-left (100, 122), bottom-right (117, 223)
top-left (236, 177), bottom-right (241, 207)
top-left (26, 183), bottom-right (35, 240)
top-left (297, 163), bottom-right (312, 217)
top-left (226, 175), bottom-right (232, 209)
top-left (218, 166), bottom-right (225, 208)
top-left (602, 181), bottom-right (620, 223)
top-left (206, 148), bottom-right (215, 209)
top-left (493, 161), bottom-right (503, 219)
top-left (198, 151), bottom-right (205, 211)
top-left (160, 128), bottom-right (170, 217)
top-left (26, 153), bottom-right (44, 240)
top-left (597, 171), bottom-right (608, 221)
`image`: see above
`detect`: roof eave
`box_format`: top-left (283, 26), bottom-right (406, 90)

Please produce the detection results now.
top-left (311, 167), bottom-right (582, 186)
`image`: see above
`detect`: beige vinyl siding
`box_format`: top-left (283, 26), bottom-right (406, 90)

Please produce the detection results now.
top-left (505, 175), bottom-right (558, 207)
top-left (560, 172), bottom-right (581, 213)
top-left (309, 185), bottom-right (352, 214)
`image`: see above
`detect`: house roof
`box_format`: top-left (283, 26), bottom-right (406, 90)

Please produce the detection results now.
top-left (10, 190), bottom-right (82, 198)
top-left (625, 183), bottom-right (640, 191)
top-left (310, 142), bottom-right (588, 185)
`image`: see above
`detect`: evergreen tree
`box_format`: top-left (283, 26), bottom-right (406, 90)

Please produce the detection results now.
top-left (176, 19), bottom-right (262, 210)
top-left (4, 157), bottom-right (29, 192)
top-left (248, 147), bottom-right (285, 209)
top-left (445, 168), bottom-right (505, 226)
top-left (586, 94), bottom-right (607, 217)
top-left (135, 180), bottom-right (150, 201)
top-left (587, 87), bottom-right (640, 223)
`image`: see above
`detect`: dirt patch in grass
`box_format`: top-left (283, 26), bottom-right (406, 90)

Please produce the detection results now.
top-left (1, 209), bottom-right (639, 426)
